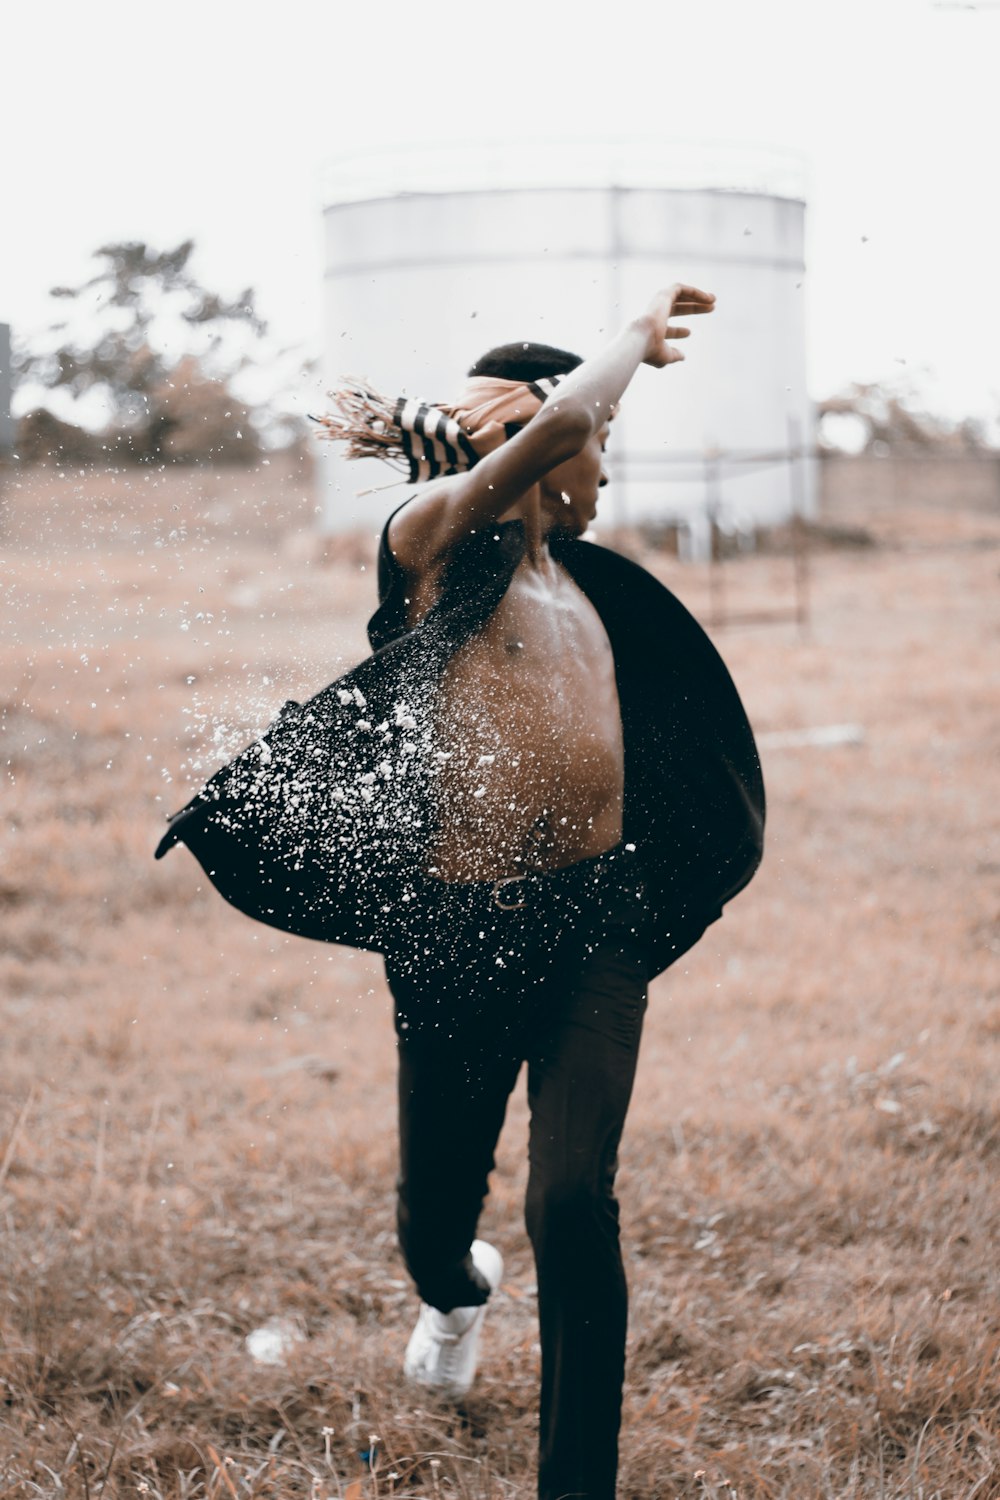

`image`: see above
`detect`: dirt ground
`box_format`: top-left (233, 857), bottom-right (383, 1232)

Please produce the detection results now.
top-left (1, 458), bottom-right (998, 1499)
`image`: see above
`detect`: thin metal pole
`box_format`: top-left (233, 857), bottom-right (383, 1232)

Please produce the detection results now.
top-left (787, 414), bottom-right (811, 636)
top-left (706, 447), bottom-right (725, 628)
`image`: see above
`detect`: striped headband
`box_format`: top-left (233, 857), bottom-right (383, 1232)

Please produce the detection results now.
top-left (311, 373), bottom-right (570, 485)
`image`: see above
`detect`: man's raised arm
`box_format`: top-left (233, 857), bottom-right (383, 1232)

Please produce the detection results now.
top-left (387, 283), bottom-right (716, 572)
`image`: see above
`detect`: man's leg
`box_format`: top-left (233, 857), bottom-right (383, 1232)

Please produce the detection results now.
top-left (524, 873), bottom-right (651, 1500)
top-left (393, 1011), bottom-right (520, 1311)
top-left (385, 908), bottom-right (529, 1315)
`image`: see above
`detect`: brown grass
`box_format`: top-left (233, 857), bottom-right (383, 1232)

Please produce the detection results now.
top-left (1, 461), bottom-right (998, 1499)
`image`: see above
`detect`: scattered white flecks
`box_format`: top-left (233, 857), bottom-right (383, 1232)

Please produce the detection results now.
top-left (625, 842), bottom-right (636, 852)
top-left (473, 786), bottom-right (486, 798)
top-left (256, 742), bottom-right (272, 764)
top-left (561, 491), bottom-right (571, 506)
top-left (337, 689), bottom-right (353, 705)
top-left (359, 772), bottom-right (377, 785)
top-left (352, 687), bottom-right (367, 707)
top-left (360, 787), bottom-right (375, 803)
top-left (331, 788), bottom-right (346, 801)
top-left (401, 741), bottom-right (416, 755)
top-left (477, 754), bottom-right (495, 766)
top-left (434, 750), bottom-right (452, 761)
top-left (378, 761), bottom-right (392, 778)
top-left (356, 719), bottom-right (372, 731)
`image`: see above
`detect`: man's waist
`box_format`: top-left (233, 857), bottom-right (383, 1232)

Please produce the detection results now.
top-left (417, 838), bottom-right (644, 911)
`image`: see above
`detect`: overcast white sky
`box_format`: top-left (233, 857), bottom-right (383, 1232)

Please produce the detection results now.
top-left (3, 0), bottom-right (997, 428)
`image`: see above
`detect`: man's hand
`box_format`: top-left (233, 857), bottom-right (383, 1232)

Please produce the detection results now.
top-left (638, 284), bottom-right (717, 368)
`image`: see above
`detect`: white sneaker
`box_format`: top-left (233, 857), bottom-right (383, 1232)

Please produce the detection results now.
top-left (403, 1240), bottom-right (504, 1398)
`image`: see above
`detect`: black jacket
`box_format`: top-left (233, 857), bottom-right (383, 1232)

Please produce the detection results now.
top-left (155, 505), bottom-right (765, 978)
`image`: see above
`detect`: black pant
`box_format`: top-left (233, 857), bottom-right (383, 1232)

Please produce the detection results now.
top-left (382, 842), bottom-right (652, 1500)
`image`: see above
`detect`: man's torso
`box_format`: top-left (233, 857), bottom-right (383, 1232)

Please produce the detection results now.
top-left (399, 541), bottom-right (625, 880)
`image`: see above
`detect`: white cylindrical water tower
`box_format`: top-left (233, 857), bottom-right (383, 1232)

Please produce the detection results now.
top-left (319, 141), bottom-right (817, 546)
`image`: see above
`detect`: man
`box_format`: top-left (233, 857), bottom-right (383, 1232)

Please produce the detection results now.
top-left (352, 284), bottom-right (755, 1500)
top-left (156, 282), bottom-right (764, 1500)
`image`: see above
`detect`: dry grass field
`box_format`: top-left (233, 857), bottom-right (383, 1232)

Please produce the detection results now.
top-left (1, 458), bottom-right (998, 1499)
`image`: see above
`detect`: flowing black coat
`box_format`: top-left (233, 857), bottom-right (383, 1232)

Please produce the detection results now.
top-left (155, 508), bottom-right (766, 979)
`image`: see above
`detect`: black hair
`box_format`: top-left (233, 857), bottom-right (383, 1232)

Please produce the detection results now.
top-left (467, 341), bottom-right (583, 382)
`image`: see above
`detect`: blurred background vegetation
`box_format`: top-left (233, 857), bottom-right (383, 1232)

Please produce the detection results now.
top-left (9, 239), bottom-right (310, 468)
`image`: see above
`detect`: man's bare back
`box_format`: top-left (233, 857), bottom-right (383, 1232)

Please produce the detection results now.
top-left (396, 534), bottom-right (625, 879)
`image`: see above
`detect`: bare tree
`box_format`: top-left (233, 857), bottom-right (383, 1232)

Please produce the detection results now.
top-left (818, 378), bottom-right (996, 455)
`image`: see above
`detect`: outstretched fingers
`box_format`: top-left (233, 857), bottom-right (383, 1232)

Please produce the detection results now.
top-left (641, 283), bottom-right (716, 367)
top-left (672, 285), bottom-right (717, 314)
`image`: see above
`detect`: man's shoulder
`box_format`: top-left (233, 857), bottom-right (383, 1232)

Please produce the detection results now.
top-left (384, 481), bottom-right (463, 576)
